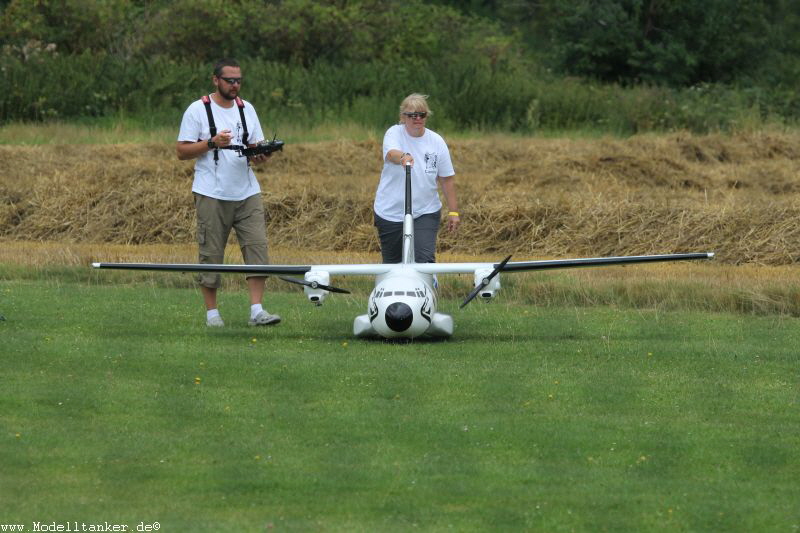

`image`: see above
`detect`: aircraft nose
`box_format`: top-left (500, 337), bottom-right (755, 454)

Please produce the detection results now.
top-left (385, 302), bottom-right (413, 332)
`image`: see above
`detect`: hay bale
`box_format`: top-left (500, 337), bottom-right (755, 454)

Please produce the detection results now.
top-left (2, 131), bottom-right (799, 264)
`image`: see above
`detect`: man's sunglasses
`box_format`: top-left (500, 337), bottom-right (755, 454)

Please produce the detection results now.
top-left (219, 77), bottom-right (242, 85)
top-left (402, 111), bottom-right (428, 119)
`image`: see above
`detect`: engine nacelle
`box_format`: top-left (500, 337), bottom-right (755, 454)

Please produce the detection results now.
top-left (304, 271), bottom-right (330, 305)
top-left (474, 268), bottom-right (501, 301)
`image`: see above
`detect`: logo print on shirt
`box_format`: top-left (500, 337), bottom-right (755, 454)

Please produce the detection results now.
top-left (424, 153), bottom-right (438, 174)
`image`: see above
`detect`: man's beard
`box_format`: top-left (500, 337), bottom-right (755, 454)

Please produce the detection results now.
top-left (220, 87), bottom-right (238, 100)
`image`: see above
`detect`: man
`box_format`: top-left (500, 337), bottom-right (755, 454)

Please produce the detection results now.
top-left (177, 58), bottom-right (280, 327)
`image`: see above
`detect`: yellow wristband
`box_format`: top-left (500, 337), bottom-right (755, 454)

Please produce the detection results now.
top-left (448, 211), bottom-right (460, 217)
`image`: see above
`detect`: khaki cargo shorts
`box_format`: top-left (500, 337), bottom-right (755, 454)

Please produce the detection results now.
top-left (194, 193), bottom-right (269, 288)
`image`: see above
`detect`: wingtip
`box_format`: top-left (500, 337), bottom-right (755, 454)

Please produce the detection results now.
top-left (91, 262), bottom-right (101, 268)
top-left (707, 252), bottom-right (715, 259)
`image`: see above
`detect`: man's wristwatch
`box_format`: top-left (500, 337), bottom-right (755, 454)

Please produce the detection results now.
top-left (207, 139), bottom-right (216, 149)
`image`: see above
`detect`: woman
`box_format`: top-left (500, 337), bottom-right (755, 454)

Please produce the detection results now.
top-left (373, 93), bottom-right (460, 263)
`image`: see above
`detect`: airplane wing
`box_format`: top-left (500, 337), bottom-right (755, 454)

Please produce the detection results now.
top-left (91, 262), bottom-right (395, 276)
top-left (93, 262), bottom-right (315, 275)
top-left (414, 252), bottom-right (715, 274)
top-left (92, 252), bottom-right (713, 277)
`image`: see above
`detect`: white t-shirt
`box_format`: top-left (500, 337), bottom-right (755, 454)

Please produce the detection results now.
top-left (177, 96), bottom-right (265, 201)
top-left (374, 124), bottom-right (455, 222)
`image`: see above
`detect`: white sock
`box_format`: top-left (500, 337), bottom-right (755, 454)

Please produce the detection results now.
top-left (207, 309), bottom-right (221, 320)
top-left (250, 303), bottom-right (263, 319)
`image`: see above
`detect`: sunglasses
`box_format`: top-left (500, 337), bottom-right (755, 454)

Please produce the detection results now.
top-left (402, 111), bottom-right (428, 119)
top-left (219, 77), bottom-right (242, 85)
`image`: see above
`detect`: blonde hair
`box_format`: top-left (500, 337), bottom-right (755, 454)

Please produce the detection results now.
top-left (399, 93), bottom-right (432, 121)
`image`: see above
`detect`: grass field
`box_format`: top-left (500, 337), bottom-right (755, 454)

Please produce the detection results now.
top-left (0, 120), bottom-right (622, 146)
top-left (1, 277), bottom-right (798, 532)
top-left (0, 120), bottom-right (386, 145)
top-left (2, 124), bottom-right (799, 530)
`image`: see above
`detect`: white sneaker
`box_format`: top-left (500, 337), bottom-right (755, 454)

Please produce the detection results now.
top-left (249, 310), bottom-right (281, 326)
top-left (206, 315), bottom-right (225, 327)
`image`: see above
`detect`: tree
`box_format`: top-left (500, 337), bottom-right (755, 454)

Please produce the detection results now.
top-left (547, 0), bottom-right (776, 86)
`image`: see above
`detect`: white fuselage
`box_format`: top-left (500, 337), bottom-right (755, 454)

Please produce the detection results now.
top-left (352, 266), bottom-right (452, 339)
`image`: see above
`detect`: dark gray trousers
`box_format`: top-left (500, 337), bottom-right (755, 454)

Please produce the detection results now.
top-left (374, 211), bottom-right (440, 264)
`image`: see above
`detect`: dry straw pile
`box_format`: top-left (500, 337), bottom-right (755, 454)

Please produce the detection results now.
top-left (2, 132), bottom-right (799, 265)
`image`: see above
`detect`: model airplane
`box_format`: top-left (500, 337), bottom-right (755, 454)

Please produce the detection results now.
top-left (93, 164), bottom-right (714, 339)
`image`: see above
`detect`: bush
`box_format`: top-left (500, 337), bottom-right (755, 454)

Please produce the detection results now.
top-left (2, 50), bottom-right (798, 134)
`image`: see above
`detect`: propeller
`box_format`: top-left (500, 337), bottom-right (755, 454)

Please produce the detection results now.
top-left (278, 276), bottom-right (351, 294)
top-left (459, 255), bottom-right (512, 309)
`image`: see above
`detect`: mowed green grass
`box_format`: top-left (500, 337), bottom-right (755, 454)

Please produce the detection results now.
top-left (1, 279), bottom-right (798, 532)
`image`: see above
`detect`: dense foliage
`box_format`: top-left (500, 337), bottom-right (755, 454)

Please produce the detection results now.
top-left (1, 0), bottom-right (798, 133)
top-left (0, 0), bottom-right (517, 66)
top-left (433, 0), bottom-right (800, 87)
